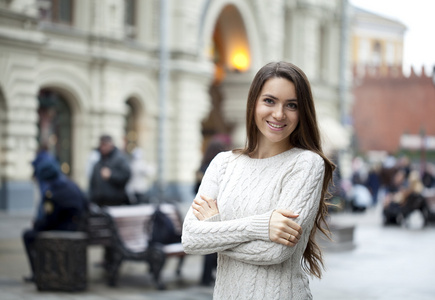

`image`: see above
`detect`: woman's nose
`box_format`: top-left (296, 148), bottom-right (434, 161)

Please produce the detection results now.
top-left (272, 106), bottom-right (285, 120)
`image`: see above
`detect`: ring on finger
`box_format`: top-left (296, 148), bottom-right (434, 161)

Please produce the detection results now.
top-left (287, 234), bottom-right (292, 242)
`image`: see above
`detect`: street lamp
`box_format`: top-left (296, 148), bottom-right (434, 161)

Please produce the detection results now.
top-left (231, 50), bottom-right (249, 71)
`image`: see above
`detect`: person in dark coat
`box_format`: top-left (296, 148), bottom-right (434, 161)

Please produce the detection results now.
top-left (22, 160), bottom-right (88, 282)
top-left (88, 135), bottom-right (131, 269)
top-left (31, 144), bottom-right (58, 220)
top-left (89, 135), bottom-right (131, 206)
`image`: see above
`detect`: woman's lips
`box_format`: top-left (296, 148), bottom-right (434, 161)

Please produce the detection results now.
top-left (267, 121), bottom-right (286, 131)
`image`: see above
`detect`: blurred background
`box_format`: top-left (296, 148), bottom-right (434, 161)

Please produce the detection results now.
top-left (0, 0), bottom-right (434, 299)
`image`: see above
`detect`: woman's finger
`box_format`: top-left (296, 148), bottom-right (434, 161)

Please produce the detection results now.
top-left (193, 197), bottom-right (204, 206)
top-left (285, 219), bottom-right (303, 236)
top-left (285, 227), bottom-right (301, 241)
top-left (200, 195), bottom-right (215, 208)
top-left (277, 229), bottom-right (300, 244)
top-left (194, 198), bottom-right (209, 211)
top-left (191, 202), bottom-right (201, 211)
top-left (192, 207), bottom-right (204, 220)
top-left (281, 236), bottom-right (297, 247)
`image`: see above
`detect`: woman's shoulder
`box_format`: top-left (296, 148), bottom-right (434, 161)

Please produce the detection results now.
top-left (209, 150), bottom-right (234, 167)
top-left (213, 150), bottom-right (233, 161)
top-left (292, 148), bottom-right (324, 167)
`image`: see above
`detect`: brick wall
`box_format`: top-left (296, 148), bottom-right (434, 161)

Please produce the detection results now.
top-left (352, 66), bottom-right (435, 154)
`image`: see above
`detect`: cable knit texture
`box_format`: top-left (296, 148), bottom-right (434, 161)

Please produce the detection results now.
top-left (182, 148), bottom-right (325, 300)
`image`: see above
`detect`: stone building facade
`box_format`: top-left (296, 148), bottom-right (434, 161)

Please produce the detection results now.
top-left (350, 5), bottom-right (435, 160)
top-left (0, 0), bottom-right (349, 212)
top-left (350, 6), bottom-right (406, 76)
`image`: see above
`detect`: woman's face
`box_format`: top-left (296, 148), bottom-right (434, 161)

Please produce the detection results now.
top-left (254, 77), bottom-right (299, 149)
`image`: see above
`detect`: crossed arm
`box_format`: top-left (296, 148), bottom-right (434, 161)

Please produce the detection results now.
top-left (182, 152), bottom-right (325, 265)
top-left (192, 195), bottom-right (302, 247)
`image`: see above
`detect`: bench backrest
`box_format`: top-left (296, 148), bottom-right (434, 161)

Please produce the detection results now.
top-left (105, 203), bottom-right (183, 253)
top-left (105, 204), bottom-right (154, 253)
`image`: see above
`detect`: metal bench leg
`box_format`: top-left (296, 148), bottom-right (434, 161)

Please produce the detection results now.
top-left (176, 256), bottom-right (184, 277)
top-left (106, 249), bottom-right (123, 287)
top-left (147, 246), bottom-right (166, 290)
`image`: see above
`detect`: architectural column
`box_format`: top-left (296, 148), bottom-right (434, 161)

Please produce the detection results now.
top-left (0, 54), bottom-right (39, 212)
top-left (0, 90), bottom-right (6, 209)
top-left (168, 62), bottom-right (214, 202)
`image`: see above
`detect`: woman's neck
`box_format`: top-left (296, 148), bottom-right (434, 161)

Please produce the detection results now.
top-left (250, 140), bottom-right (293, 159)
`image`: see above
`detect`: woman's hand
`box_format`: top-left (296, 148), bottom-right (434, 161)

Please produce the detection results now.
top-left (269, 209), bottom-right (302, 247)
top-left (192, 195), bottom-right (219, 221)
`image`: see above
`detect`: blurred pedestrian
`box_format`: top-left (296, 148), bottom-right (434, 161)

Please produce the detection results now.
top-left (22, 160), bottom-right (88, 283)
top-left (89, 135), bottom-right (131, 206)
top-left (397, 155), bottom-right (411, 178)
top-left (182, 61), bottom-right (336, 299)
top-left (126, 147), bottom-right (155, 203)
top-left (365, 163), bottom-right (381, 205)
top-left (31, 143), bottom-right (58, 220)
top-left (383, 169), bottom-right (428, 226)
top-left (89, 135), bottom-right (131, 269)
top-left (348, 174), bottom-right (372, 212)
top-left (86, 147), bottom-right (100, 183)
top-left (422, 163), bottom-right (435, 188)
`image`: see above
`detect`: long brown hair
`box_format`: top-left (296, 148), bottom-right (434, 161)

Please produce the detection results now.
top-left (237, 61), bottom-right (335, 278)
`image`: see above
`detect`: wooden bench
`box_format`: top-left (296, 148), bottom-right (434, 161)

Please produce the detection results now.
top-left (92, 203), bottom-right (186, 289)
top-left (33, 203), bottom-right (186, 290)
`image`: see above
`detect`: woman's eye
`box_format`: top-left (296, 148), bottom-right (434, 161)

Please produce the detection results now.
top-left (287, 103), bottom-right (297, 110)
top-left (264, 98), bottom-right (274, 104)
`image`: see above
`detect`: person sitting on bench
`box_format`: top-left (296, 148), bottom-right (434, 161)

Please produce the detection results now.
top-left (22, 160), bottom-right (88, 283)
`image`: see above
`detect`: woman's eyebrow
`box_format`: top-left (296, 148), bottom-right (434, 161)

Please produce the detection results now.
top-left (261, 93), bottom-right (278, 99)
top-left (262, 94), bottom-right (297, 102)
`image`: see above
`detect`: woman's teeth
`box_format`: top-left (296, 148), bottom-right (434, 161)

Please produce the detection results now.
top-left (268, 122), bottom-right (284, 128)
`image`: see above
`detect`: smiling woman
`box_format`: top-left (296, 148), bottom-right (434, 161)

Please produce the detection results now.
top-left (182, 61), bottom-right (336, 300)
top-left (254, 77), bottom-right (299, 158)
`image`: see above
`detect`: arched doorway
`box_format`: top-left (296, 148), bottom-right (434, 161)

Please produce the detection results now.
top-left (202, 4), bottom-right (251, 150)
top-left (37, 88), bottom-right (73, 175)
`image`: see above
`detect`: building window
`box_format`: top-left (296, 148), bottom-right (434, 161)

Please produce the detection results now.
top-left (358, 38), bottom-right (370, 65)
top-left (386, 42), bottom-right (395, 66)
top-left (372, 41), bottom-right (382, 67)
top-left (38, 0), bottom-right (73, 25)
top-left (125, 0), bottom-right (136, 38)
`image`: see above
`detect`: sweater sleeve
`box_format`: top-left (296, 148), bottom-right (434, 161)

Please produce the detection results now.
top-left (220, 152), bottom-right (325, 265)
top-left (182, 152), bottom-right (272, 255)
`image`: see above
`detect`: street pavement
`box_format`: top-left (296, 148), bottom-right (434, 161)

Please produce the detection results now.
top-left (1, 204), bottom-right (434, 300)
top-left (311, 206), bottom-right (435, 300)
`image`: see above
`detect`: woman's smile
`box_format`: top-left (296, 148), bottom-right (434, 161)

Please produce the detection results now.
top-left (267, 121), bottom-right (287, 130)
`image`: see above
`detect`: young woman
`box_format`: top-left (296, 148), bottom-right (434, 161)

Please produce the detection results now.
top-left (182, 61), bottom-right (335, 299)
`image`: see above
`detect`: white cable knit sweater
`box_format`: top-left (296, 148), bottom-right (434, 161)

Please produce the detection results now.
top-left (182, 148), bottom-right (325, 300)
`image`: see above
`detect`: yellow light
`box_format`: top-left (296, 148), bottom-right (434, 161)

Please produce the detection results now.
top-left (232, 51), bottom-right (249, 71)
